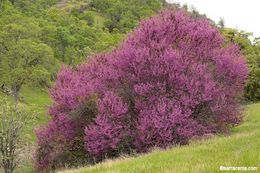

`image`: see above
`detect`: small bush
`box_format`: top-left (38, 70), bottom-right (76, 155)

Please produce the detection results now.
top-left (0, 99), bottom-right (31, 173)
top-left (35, 9), bottom-right (248, 172)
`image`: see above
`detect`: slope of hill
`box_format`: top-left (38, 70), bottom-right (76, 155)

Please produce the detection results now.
top-left (60, 103), bottom-right (260, 173)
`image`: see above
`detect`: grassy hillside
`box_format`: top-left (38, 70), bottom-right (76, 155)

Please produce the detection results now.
top-left (20, 87), bottom-right (52, 142)
top-left (60, 103), bottom-right (260, 173)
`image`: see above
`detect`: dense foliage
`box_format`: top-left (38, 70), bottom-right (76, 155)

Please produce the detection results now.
top-left (88, 0), bottom-right (162, 32)
top-left (0, 0), bottom-right (124, 65)
top-left (1, 0), bottom-right (259, 102)
top-left (0, 19), bottom-right (56, 103)
top-left (35, 9), bottom-right (248, 172)
top-left (220, 28), bottom-right (260, 101)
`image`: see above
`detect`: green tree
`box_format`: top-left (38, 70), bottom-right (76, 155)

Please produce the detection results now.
top-left (221, 28), bottom-right (260, 101)
top-left (0, 23), bottom-right (55, 105)
top-left (245, 41), bottom-right (260, 101)
top-left (90, 0), bottom-right (161, 32)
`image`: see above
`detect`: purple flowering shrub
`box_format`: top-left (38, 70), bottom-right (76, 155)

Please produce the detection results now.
top-left (35, 9), bottom-right (248, 172)
top-left (85, 91), bottom-right (130, 159)
top-left (35, 115), bottom-right (76, 172)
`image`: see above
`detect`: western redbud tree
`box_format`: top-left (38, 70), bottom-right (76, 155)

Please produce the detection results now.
top-left (35, 9), bottom-right (248, 172)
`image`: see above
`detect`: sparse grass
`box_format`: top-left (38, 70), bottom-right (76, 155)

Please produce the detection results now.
top-left (59, 103), bottom-right (260, 173)
top-left (20, 87), bottom-right (52, 142)
top-left (56, 0), bottom-right (105, 28)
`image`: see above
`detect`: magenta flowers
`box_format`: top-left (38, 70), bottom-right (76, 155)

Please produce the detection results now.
top-left (35, 9), bottom-right (248, 172)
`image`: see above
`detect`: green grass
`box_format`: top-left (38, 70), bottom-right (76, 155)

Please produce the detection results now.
top-left (92, 11), bottom-right (106, 28)
top-left (20, 87), bottom-right (52, 142)
top-left (60, 103), bottom-right (260, 173)
top-left (56, 0), bottom-right (105, 28)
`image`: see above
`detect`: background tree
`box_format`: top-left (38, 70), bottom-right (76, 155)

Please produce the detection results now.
top-left (221, 28), bottom-right (260, 101)
top-left (218, 17), bottom-right (225, 29)
top-left (90, 0), bottom-right (162, 32)
top-left (0, 23), bottom-right (56, 105)
top-left (0, 98), bottom-right (31, 173)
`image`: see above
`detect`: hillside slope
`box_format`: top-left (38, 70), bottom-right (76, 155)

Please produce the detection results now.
top-left (60, 103), bottom-right (260, 173)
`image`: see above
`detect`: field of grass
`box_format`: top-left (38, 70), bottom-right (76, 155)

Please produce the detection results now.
top-left (60, 103), bottom-right (260, 173)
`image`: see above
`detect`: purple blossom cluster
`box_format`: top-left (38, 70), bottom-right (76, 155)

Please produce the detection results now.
top-left (85, 91), bottom-right (129, 158)
top-left (35, 114), bottom-right (76, 172)
top-left (35, 9), bottom-right (248, 172)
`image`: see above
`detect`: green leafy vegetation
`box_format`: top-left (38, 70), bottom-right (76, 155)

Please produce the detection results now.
top-left (0, 0), bottom-right (163, 66)
top-left (220, 27), bottom-right (260, 101)
top-left (0, 0), bottom-right (123, 67)
top-left (88, 0), bottom-right (162, 32)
